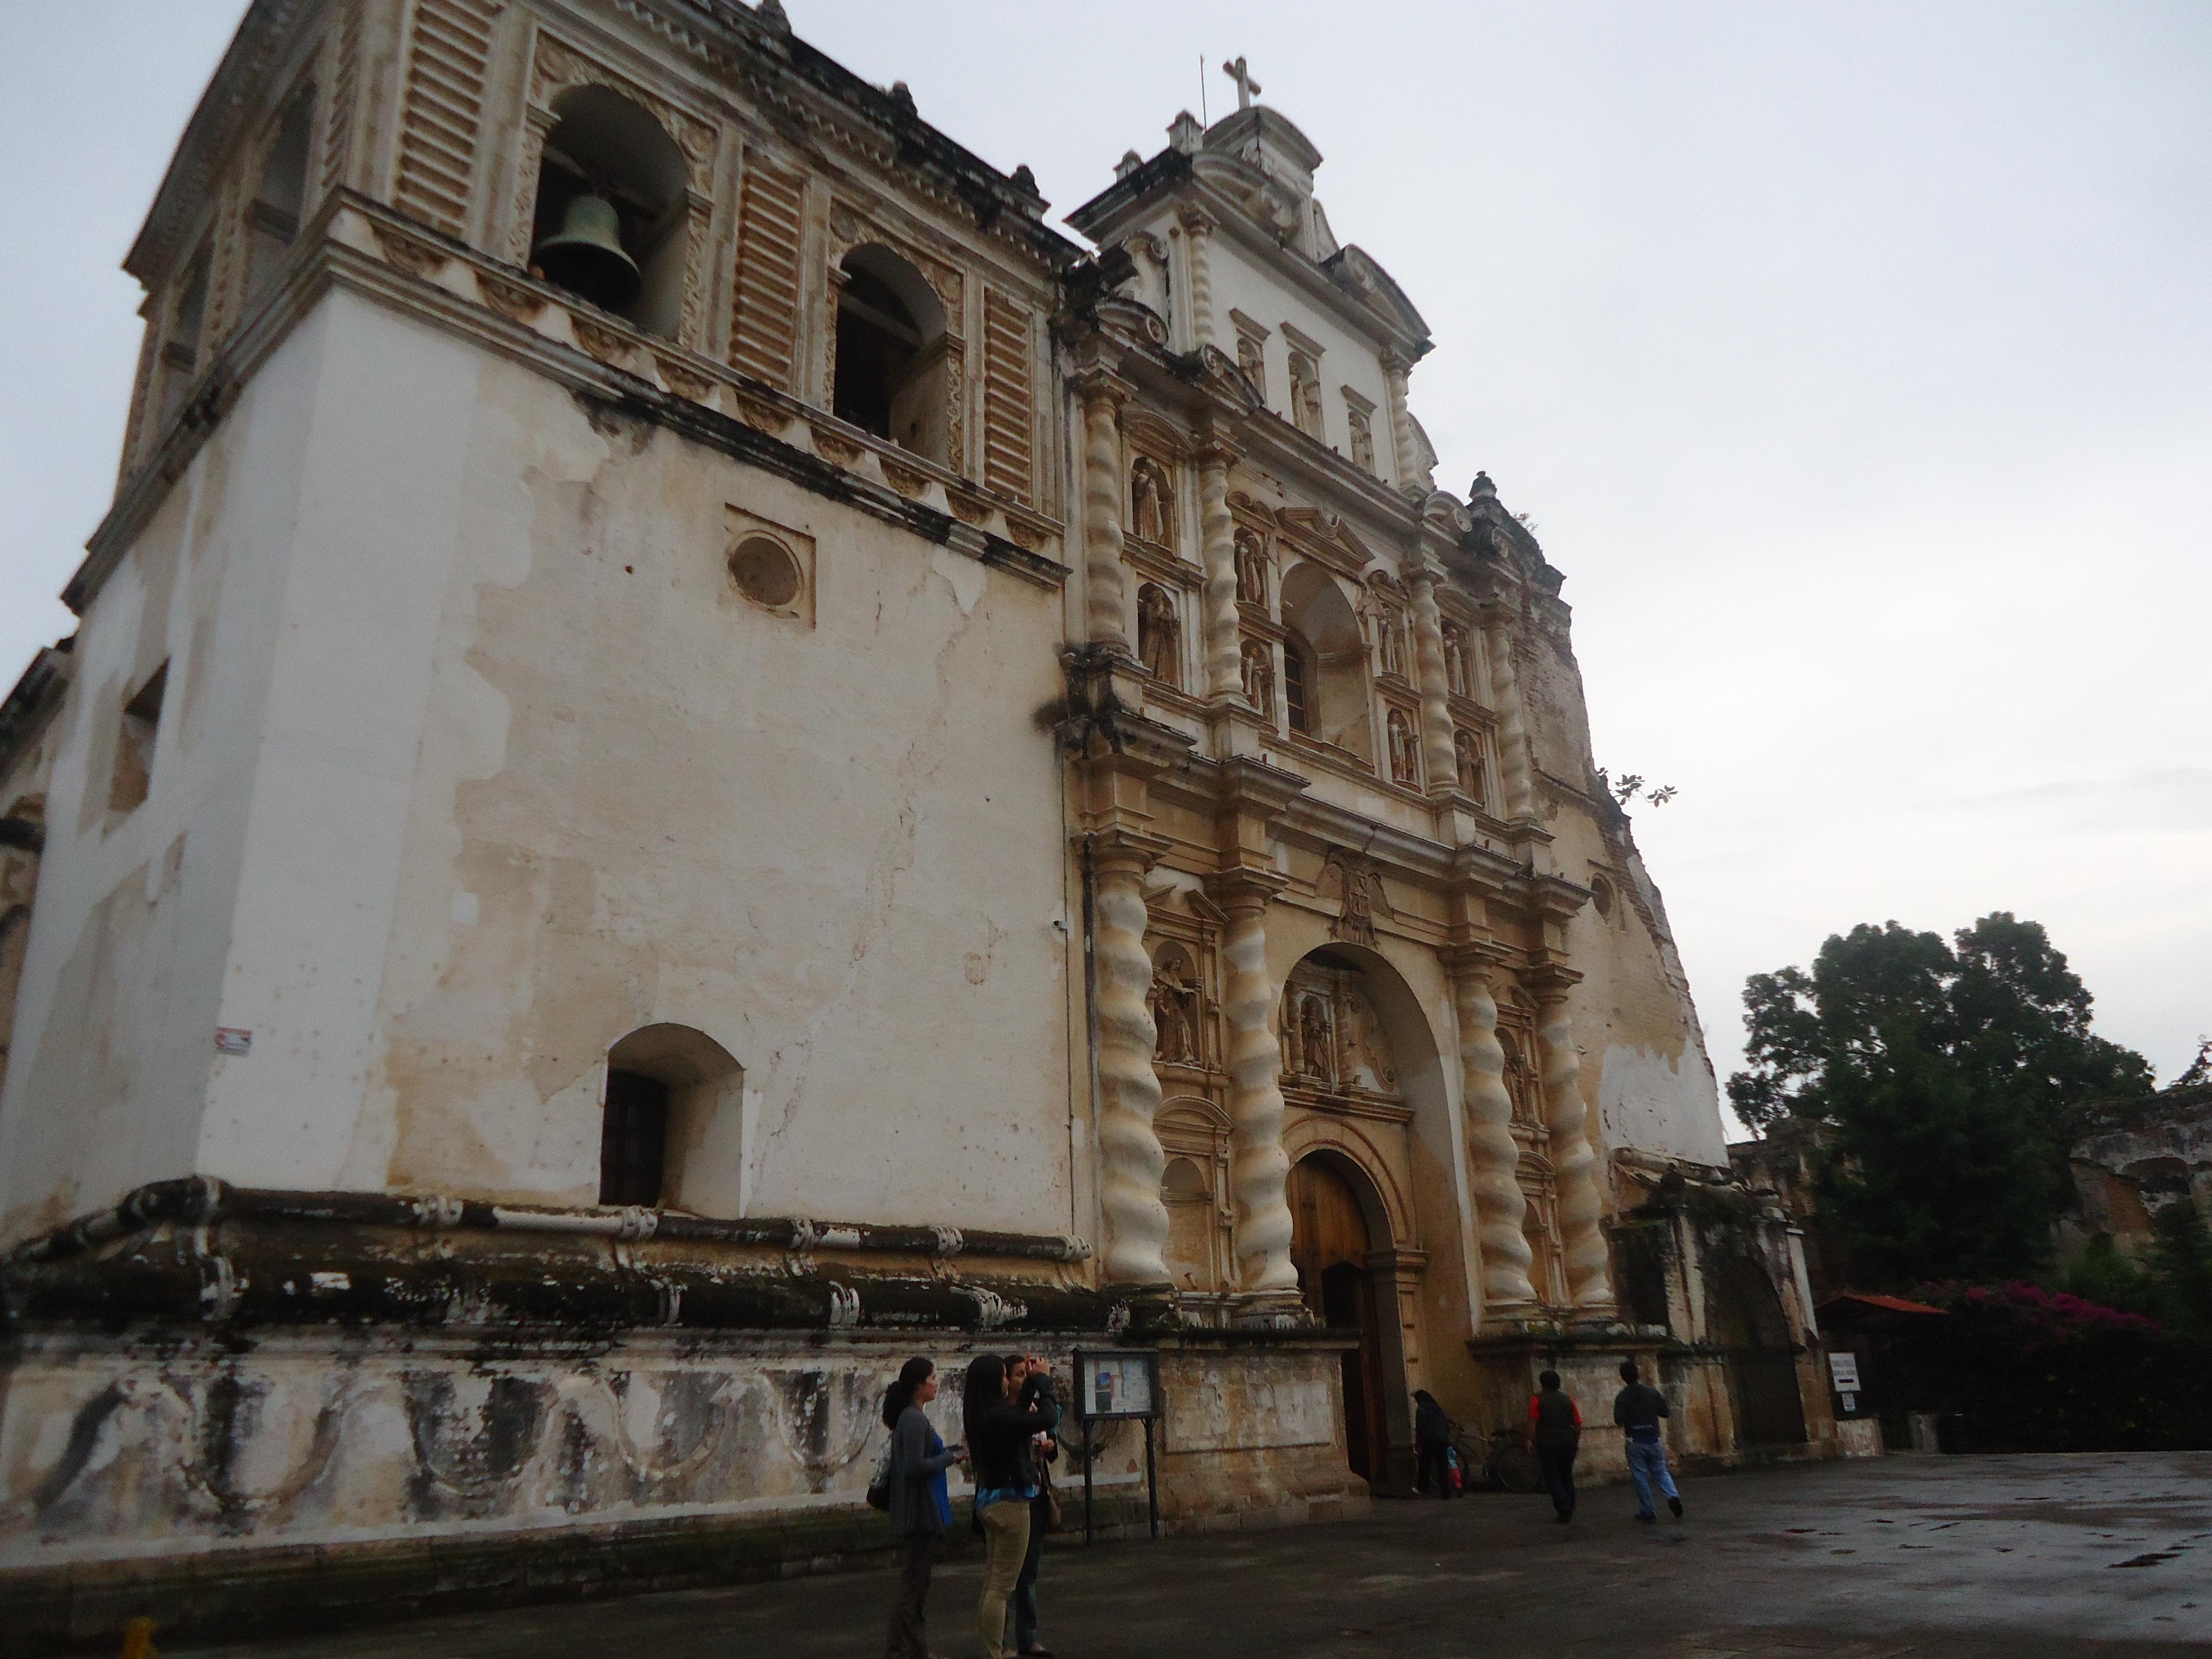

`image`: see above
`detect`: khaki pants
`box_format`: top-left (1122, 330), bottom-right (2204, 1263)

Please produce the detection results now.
top-left (977, 1499), bottom-right (1032, 1657)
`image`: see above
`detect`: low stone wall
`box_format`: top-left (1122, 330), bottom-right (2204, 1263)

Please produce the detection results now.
top-left (0, 1324), bottom-right (1363, 1649)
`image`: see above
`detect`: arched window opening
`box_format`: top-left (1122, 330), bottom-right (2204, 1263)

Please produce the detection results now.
top-left (246, 83), bottom-right (315, 302)
top-left (1589, 873), bottom-right (1615, 920)
top-left (601, 1024), bottom-right (745, 1213)
top-left (1277, 564), bottom-right (1373, 763)
top-left (528, 86), bottom-right (691, 336)
top-left (833, 246), bottom-right (949, 461)
top-left (599, 1069), bottom-right (669, 1205)
top-left (1283, 630), bottom-right (1315, 734)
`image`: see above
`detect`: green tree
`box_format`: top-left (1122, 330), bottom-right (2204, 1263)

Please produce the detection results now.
top-left (1729, 912), bottom-right (2154, 1287)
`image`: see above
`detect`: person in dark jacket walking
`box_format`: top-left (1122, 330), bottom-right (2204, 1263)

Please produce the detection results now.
top-left (1612, 1359), bottom-right (1683, 1522)
top-left (963, 1354), bottom-right (1056, 1658)
top-left (883, 1357), bottom-right (964, 1659)
top-left (1004, 1353), bottom-right (1062, 1657)
top-left (1412, 1390), bottom-right (1454, 1498)
top-left (1525, 1370), bottom-right (1582, 1522)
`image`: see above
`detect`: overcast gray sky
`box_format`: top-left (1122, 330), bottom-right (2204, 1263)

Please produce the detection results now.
top-left (4, 2), bottom-right (2206, 1115)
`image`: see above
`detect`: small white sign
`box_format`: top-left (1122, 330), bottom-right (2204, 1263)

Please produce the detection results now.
top-left (1827, 1352), bottom-right (1861, 1392)
top-left (1839, 1390), bottom-right (1858, 1413)
top-left (214, 1027), bottom-right (253, 1056)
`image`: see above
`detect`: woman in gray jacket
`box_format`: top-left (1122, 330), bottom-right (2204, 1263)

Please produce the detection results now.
top-left (883, 1356), bottom-right (965, 1659)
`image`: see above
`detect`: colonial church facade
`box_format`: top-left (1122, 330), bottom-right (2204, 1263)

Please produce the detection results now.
top-left (0, 0), bottom-right (1833, 1634)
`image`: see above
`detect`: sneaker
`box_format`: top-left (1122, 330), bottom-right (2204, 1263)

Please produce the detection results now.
top-left (1668, 1496), bottom-right (1684, 1519)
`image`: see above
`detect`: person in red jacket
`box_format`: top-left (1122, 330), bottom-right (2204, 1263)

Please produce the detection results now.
top-left (1525, 1370), bottom-right (1582, 1523)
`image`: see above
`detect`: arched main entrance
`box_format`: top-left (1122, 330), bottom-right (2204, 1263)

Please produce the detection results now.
top-left (1290, 1153), bottom-right (1391, 1484)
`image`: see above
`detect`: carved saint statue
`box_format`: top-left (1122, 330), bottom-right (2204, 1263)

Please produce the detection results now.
top-left (1387, 709), bottom-right (1420, 787)
top-left (1137, 584), bottom-right (1180, 686)
top-left (1279, 995), bottom-right (1301, 1076)
top-left (1300, 994), bottom-right (1334, 1082)
top-left (1376, 607), bottom-right (1406, 679)
top-left (1442, 623), bottom-right (1470, 697)
top-left (1240, 638), bottom-right (1275, 719)
top-left (1234, 530), bottom-right (1268, 605)
top-left (1455, 728), bottom-right (1485, 800)
top-left (1152, 953), bottom-right (1200, 1066)
top-left (1130, 457), bottom-right (1172, 546)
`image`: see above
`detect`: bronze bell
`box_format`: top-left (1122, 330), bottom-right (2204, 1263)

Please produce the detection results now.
top-left (532, 193), bottom-right (640, 313)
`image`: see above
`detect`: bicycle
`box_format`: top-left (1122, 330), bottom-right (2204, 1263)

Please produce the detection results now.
top-left (1474, 1424), bottom-right (1541, 1494)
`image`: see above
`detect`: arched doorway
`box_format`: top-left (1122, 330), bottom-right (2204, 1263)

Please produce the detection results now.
top-left (1706, 1250), bottom-right (1807, 1449)
top-left (1290, 1154), bottom-right (1390, 1484)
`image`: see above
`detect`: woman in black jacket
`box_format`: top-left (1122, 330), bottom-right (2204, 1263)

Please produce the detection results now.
top-left (882, 1357), bottom-right (964, 1659)
top-left (961, 1354), bottom-right (1056, 1658)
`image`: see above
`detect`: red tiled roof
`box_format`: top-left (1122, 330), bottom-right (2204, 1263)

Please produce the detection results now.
top-left (1819, 1291), bottom-right (1946, 1317)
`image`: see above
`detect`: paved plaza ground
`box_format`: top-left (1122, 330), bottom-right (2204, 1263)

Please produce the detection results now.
top-left (178, 1453), bottom-right (2212, 1657)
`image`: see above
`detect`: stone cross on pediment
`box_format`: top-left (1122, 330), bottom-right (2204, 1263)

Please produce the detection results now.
top-left (1222, 56), bottom-right (1262, 111)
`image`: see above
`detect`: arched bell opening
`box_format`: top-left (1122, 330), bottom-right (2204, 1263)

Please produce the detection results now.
top-left (528, 86), bottom-right (691, 336)
top-left (833, 245), bottom-right (949, 462)
top-left (1278, 563), bottom-right (1373, 763)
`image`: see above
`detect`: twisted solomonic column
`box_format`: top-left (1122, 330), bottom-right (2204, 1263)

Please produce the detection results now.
top-left (1178, 204), bottom-right (1217, 351)
top-left (1079, 376), bottom-right (1132, 655)
top-left (1408, 571), bottom-right (1459, 792)
top-left (1537, 987), bottom-right (1614, 1311)
top-left (1484, 615), bottom-right (1536, 821)
top-left (1091, 833), bottom-right (1171, 1286)
top-left (1381, 350), bottom-right (1419, 491)
top-left (1217, 873), bottom-right (1298, 1299)
top-left (1447, 956), bottom-right (1537, 1313)
top-left (1198, 441), bottom-right (1243, 701)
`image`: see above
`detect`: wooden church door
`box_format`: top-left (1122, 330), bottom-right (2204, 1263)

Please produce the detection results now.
top-left (1290, 1155), bottom-right (1388, 1483)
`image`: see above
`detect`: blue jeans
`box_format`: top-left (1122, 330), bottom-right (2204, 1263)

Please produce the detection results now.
top-left (1626, 1435), bottom-right (1678, 1516)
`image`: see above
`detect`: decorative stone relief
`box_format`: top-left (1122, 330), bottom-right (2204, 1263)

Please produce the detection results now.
top-left (1321, 848), bottom-right (1386, 948)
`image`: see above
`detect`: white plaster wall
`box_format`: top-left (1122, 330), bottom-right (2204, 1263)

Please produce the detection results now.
top-left (0, 309), bottom-right (340, 1244)
top-left (3, 290), bottom-right (1078, 1243)
top-left (280, 295), bottom-right (1076, 1232)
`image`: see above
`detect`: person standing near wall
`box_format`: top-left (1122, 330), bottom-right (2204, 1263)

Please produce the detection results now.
top-left (963, 1354), bottom-right (1056, 1659)
top-left (1525, 1370), bottom-right (1582, 1522)
top-left (883, 1357), bottom-right (965, 1659)
top-left (1005, 1352), bottom-right (1062, 1657)
top-left (1413, 1390), bottom-right (1455, 1499)
top-left (1613, 1359), bottom-right (1684, 1523)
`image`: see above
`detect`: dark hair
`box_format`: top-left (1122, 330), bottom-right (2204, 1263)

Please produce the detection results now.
top-left (881, 1356), bottom-right (934, 1428)
top-left (962, 1353), bottom-right (1007, 1444)
top-left (1619, 1359), bottom-right (1640, 1384)
top-left (1413, 1389), bottom-right (1438, 1407)
top-left (1538, 1370), bottom-right (1561, 1391)
top-left (1002, 1353), bottom-right (1026, 1380)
